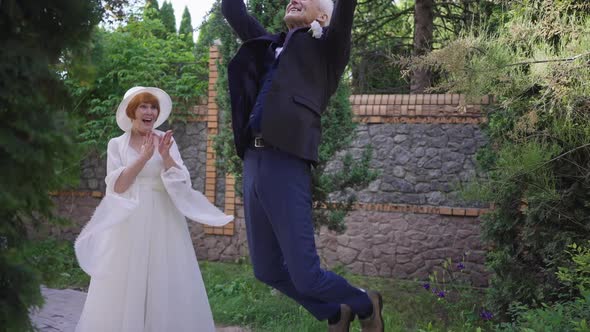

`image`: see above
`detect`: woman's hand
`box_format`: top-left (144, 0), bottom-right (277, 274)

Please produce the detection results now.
top-left (139, 131), bottom-right (155, 162)
top-left (157, 130), bottom-right (179, 171)
top-left (114, 132), bottom-right (155, 194)
top-left (158, 130), bottom-right (174, 160)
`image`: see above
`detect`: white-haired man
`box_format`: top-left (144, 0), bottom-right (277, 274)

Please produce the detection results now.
top-left (222, 0), bottom-right (384, 330)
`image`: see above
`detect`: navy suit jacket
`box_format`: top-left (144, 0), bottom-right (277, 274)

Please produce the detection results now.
top-left (222, 0), bottom-right (357, 163)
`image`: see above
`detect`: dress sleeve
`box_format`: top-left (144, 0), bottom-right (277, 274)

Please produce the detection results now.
top-left (105, 138), bottom-right (132, 196)
top-left (160, 141), bottom-right (234, 226)
top-left (74, 137), bottom-right (139, 278)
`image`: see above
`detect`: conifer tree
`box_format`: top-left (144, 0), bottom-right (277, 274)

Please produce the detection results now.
top-left (160, 1), bottom-right (176, 34)
top-left (144, 0), bottom-right (160, 21)
top-left (0, 0), bottom-right (101, 330)
top-left (179, 6), bottom-right (194, 45)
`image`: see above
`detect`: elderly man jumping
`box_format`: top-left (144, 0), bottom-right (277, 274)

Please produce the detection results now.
top-left (221, 0), bottom-right (384, 330)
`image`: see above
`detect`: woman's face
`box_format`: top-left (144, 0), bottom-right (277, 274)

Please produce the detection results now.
top-left (131, 103), bottom-right (159, 134)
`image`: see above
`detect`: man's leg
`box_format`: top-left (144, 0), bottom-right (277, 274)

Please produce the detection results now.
top-left (243, 148), bottom-right (341, 320)
top-left (253, 148), bottom-right (373, 319)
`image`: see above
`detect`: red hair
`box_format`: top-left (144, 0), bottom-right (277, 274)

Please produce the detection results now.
top-left (125, 92), bottom-right (160, 119)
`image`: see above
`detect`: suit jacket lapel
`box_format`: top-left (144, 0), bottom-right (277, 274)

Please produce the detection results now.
top-left (239, 27), bottom-right (306, 56)
top-left (283, 27), bottom-right (308, 49)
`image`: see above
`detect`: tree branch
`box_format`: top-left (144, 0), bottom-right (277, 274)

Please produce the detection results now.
top-left (506, 51), bottom-right (590, 67)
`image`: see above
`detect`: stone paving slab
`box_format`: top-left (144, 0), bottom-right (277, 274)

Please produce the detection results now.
top-left (30, 287), bottom-right (248, 332)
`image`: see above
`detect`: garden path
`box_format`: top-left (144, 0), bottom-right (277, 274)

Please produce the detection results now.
top-left (30, 287), bottom-right (249, 332)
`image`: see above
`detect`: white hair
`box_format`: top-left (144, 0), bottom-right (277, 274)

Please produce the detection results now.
top-left (317, 0), bottom-right (334, 26)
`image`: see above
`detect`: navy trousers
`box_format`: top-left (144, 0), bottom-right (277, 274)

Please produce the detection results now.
top-left (242, 146), bottom-right (372, 321)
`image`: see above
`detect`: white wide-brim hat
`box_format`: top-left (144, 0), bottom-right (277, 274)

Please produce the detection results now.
top-left (116, 86), bottom-right (172, 132)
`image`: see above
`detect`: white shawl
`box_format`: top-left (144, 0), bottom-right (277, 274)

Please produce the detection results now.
top-left (74, 131), bottom-right (233, 277)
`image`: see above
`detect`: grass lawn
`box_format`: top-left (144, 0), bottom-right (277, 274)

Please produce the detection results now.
top-left (202, 261), bottom-right (493, 332)
top-left (24, 239), bottom-right (493, 331)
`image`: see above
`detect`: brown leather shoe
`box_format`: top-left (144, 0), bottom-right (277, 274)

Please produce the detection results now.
top-left (328, 304), bottom-right (354, 332)
top-left (359, 290), bottom-right (384, 332)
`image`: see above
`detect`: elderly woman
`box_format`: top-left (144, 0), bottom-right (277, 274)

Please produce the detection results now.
top-left (74, 87), bottom-right (233, 332)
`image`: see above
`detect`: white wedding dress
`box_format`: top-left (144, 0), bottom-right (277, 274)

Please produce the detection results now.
top-left (74, 132), bottom-right (233, 332)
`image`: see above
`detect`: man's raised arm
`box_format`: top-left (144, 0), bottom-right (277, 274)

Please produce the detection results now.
top-left (324, 0), bottom-right (357, 82)
top-left (221, 0), bottom-right (268, 42)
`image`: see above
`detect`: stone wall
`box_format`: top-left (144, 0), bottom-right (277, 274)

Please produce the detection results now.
top-left (171, 121), bottom-right (209, 193)
top-left (189, 214), bottom-right (248, 262)
top-left (47, 194), bottom-right (101, 241)
top-left (79, 154), bottom-right (107, 193)
top-left (47, 46), bottom-right (493, 286)
top-left (329, 123), bottom-right (487, 207)
top-left (208, 200), bottom-right (489, 287)
top-left (50, 119), bottom-right (490, 286)
top-left (316, 210), bottom-right (488, 287)
top-left (75, 121), bottom-right (208, 195)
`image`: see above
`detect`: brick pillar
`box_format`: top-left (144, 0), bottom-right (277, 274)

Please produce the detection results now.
top-left (203, 45), bottom-right (235, 236)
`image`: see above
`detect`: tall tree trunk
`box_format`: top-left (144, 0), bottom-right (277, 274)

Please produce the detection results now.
top-left (411, 0), bottom-right (434, 93)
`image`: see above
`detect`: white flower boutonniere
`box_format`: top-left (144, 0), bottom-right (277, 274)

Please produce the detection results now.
top-left (308, 20), bottom-right (323, 39)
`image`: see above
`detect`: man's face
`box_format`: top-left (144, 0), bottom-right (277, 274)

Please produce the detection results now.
top-left (284, 0), bottom-right (326, 29)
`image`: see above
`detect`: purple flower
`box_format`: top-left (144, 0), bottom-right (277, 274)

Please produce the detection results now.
top-left (437, 290), bottom-right (446, 298)
top-left (457, 262), bottom-right (465, 270)
top-left (422, 283), bottom-right (430, 290)
top-left (480, 310), bottom-right (493, 320)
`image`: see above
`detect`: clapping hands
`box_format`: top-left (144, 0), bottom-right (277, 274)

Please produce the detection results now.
top-left (139, 132), bottom-right (156, 162)
top-left (158, 130), bottom-right (174, 160)
top-left (137, 130), bottom-right (175, 165)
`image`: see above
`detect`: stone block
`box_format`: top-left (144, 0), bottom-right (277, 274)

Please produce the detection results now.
top-left (348, 236), bottom-right (369, 251)
top-left (364, 263), bottom-right (379, 276)
top-left (338, 247), bottom-right (359, 264)
top-left (378, 264), bottom-right (392, 277)
top-left (358, 248), bottom-right (374, 262)
top-left (348, 261), bottom-right (364, 274)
